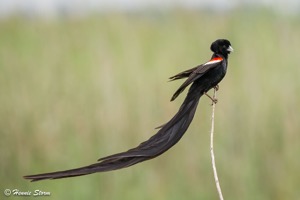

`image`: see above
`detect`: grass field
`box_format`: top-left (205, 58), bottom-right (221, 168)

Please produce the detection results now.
top-left (1, 9), bottom-right (300, 199)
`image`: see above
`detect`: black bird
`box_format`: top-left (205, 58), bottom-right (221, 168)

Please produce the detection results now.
top-left (24, 39), bottom-right (233, 181)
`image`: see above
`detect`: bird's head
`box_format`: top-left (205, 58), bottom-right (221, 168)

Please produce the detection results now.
top-left (210, 39), bottom-right (233, 57)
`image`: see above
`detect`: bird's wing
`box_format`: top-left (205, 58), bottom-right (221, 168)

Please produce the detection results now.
top-left (170, 57), bottom-right (223, 101)
top-left (169, 66), bottom-right (198, 81)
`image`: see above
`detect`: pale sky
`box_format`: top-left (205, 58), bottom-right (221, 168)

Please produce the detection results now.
top-left (0, 0), bottom-right (299, 18)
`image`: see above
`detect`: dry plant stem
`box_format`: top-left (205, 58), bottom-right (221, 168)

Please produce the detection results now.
top-left (210, 89), bottom-right (224, 200)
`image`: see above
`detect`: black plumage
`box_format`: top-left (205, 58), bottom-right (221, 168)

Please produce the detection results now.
top-left (24, 39), bottom-right (233, 181)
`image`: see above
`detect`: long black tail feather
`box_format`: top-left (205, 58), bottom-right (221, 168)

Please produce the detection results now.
top-left (24, 81), bottom-right (204, 182)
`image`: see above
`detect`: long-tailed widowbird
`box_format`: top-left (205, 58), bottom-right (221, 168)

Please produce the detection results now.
top-left (24, 39), bottom-right (233, 182)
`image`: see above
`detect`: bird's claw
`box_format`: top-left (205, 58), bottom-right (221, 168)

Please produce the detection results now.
top-left (204, 92), bottom-right (218, 105)
top-left (214, 85), bottom-right (219, 91)
top-left (211, 98), bottom-right (218, 105)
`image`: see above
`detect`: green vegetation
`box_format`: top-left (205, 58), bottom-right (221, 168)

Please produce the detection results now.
top-left (1, 10), bottom-right (300, 199)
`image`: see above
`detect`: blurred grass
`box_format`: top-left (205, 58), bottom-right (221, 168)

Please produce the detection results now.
top-left (1, 9), bottom-right (300, 200)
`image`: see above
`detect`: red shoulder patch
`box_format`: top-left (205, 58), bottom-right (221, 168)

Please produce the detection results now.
top-left (211, 57), bottom-right (223, 62)
top-left (204, 57), bottom-right (223, 65)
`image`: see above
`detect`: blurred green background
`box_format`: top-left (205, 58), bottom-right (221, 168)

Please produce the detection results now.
top-left (1, 9), bottom-right (300, 200)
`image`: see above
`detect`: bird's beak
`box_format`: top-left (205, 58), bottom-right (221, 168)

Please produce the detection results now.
top-left (227, 46), bottom-right (234, 52)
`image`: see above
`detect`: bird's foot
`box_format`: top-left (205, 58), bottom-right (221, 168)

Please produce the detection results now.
top-left (204, 92), bottom-right (218, 105)
top-left (211, 98), bottom-right (218, 105)
top-left (214, 85), bottom-right (219, 91)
